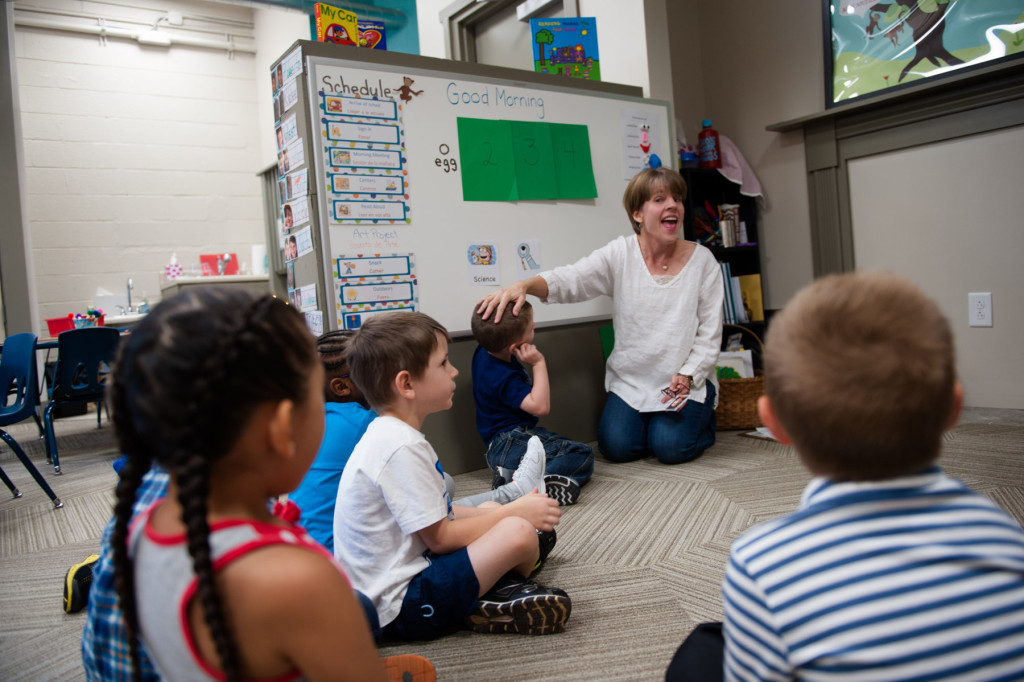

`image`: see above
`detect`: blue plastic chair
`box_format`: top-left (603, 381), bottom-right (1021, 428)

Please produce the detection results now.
top-left (0, 332), bottom-right (63, 508)
top-left (43, 327), bottom-right (121, 474)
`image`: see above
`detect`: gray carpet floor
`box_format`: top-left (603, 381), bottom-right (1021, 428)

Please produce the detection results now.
top-left (1, 409), bottom-right (1022, 681)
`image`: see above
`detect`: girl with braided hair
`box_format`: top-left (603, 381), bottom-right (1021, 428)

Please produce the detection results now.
top-left (289, 329), bottom-right (373, 554)
top-left (107, 288), bottom-right (416, 682)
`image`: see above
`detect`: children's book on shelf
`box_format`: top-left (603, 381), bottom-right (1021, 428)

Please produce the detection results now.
top-left (529, 17), bottom-right (600, 81)
top-left (315, 3), bottom-right (359, 46)
top-left (730, 276), bottom-right (747, 324)
top-left (357, 20), bottom-right (387, 50)
top-left (719, 262), bottom-right (749, 325)
top-left (737, 274), bottom-right (764, 322)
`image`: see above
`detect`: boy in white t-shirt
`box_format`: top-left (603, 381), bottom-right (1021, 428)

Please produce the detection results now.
top-left (333, 312), bottom-right (572, 641)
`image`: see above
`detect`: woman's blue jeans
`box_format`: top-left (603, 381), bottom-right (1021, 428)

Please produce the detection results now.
top-left (597, 384), bottom-right (717, 464)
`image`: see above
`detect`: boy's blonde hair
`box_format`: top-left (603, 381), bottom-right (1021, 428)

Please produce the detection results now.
top-left (622, 168), bottom-right (688, 235)
top-left (470, 301), bottom-right (533, 352)
top-left (764, 271), bottom-right (956, 480)
top-left (348, 312), bottom-right (451, 411)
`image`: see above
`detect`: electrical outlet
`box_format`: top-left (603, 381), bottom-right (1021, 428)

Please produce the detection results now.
top-left (968, 292), bottom-right (992, 327)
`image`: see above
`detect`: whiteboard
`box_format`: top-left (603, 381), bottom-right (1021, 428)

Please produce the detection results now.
top-left (301, 44), bottom-right (673, 335)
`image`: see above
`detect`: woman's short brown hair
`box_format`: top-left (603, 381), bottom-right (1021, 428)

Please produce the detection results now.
top-left (764, 271), bottom-right (956, 481)
top-left (622, 168), bottom-right (688, 234)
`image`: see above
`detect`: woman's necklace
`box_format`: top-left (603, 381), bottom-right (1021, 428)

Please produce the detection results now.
top-left (638, 235), bottom-right (671, 271)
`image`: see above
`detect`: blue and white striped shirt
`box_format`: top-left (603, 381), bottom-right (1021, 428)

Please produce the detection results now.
top-left (723, 467), bottom-right (1024, 681)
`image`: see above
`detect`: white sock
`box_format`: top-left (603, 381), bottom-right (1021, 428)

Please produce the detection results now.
top-left (504, 436), bottom-right (546, 499)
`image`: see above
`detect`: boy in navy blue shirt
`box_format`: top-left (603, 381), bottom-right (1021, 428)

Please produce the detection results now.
top-left (471, 301), bottom-right (593, 505)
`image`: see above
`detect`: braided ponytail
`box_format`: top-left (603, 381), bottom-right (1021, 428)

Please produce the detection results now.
top-left (110, 451), bottom-right (151, 682)
top-left (107, 340), bottom-right (154, 682)
top-left (177, 451), bottom-right (241, 682)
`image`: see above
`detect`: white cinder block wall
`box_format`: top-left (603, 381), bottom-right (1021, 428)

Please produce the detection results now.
top-left (14, 0), bottom-right (270, 334)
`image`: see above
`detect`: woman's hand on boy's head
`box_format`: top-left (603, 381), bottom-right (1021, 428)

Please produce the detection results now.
top-left (510, 491), bottom-right (561, 532)
top-left (477, 284), bottom-right (526, 322)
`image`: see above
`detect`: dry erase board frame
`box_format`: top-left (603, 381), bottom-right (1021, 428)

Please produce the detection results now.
top-left (297, 41), bottom-right (673, 336)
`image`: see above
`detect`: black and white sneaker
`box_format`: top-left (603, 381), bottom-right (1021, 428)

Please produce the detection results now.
top-left (491, 466), bottom-right (514, 490)
top-left (466, 573), bottom-right (571, 636)
top-left (532, 528), bottom-right (557, 575)
top-left (543, 475), bottom-right (581, 506)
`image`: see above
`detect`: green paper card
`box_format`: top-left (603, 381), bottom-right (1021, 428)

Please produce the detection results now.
top-left (511, 121), bottom-right (558, 200)
top-left (457, 118), bottom-right (517, 201)
top-left (550, 123), bottom-right (597, 199)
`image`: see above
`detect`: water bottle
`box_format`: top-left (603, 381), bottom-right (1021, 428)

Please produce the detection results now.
top-left (679, 144), bottom-right (699, 169)
top-left (698, 119), bottom-right (721, 169)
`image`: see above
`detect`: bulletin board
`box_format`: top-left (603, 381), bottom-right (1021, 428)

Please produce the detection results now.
top-left (297, 42), bottom-right (673, 335)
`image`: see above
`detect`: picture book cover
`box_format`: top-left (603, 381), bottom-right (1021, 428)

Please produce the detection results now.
top-left (357, 20), bottom-right (387, 50)
top-left (738, 273), bottom-right (764, 322)
top-left (529, 17), bottom-right (600, 81)
top-left (315, 3), bottom-right (358, 47)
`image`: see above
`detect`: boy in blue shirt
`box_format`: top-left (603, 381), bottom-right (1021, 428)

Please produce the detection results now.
top-left (668, 272), bottom-right (1024, 681)
top-left (471, 301), bottom-right (593, 505)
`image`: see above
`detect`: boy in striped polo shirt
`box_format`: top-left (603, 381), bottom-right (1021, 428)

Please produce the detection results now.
top-left (669, 271), bottom-right (1024, 681)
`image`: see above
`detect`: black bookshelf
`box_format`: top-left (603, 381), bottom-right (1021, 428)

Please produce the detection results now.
top-left (681, 167), bottom-right (765, 348)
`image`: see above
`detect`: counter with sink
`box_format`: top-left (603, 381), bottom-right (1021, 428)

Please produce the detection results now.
top-left (159, 274), bottom-right (270, 298)
top-left (103, 312), bottom-right (148, 328)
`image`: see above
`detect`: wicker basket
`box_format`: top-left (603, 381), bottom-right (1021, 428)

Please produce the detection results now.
top-left (716, 324), bottom-right (764, 430)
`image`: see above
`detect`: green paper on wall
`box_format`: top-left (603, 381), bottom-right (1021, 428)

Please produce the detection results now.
top-left (550, 123), bottom-right (596, 199)
top-left (511, 121), bottom-right (558, 200)
top-left (457, 118), bottom-right (518, 201)
top-left (457, 117), bottom-right (596, 202)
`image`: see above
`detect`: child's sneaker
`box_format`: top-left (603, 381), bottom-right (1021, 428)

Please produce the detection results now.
top-left (63, 554), bottom-right (100, 614)
top-left (382, 654), bottom-right (436, 682)
top-left (532, 528), bottom-right (557, 575)
top-left (466, 573), bottom-right (571, 636)
top-left (491, 468), bottom-right (508, 490)
top-left (543, 474), bottom-right (581, 506)
top-left (504, 436), bottom-right (546, 498)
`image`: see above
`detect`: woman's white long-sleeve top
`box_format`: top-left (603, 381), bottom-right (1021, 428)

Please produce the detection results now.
top-left (540, 235), bottom-right (723, 412)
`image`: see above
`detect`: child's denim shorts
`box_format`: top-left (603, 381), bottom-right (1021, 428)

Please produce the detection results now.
top-left (382, 547), bottom-right (480, 641)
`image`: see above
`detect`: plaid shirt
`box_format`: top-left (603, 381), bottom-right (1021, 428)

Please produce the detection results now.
top-left (82, 467), bottom-right (168, 682)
